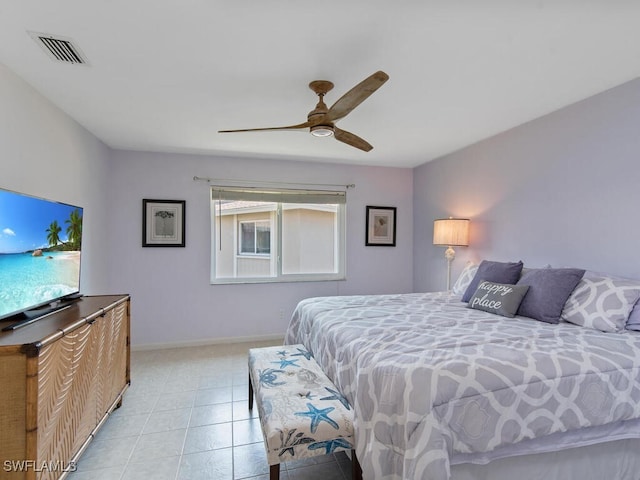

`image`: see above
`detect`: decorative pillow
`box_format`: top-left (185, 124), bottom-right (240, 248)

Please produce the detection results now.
top-left (462, 260), bottom-right (524, 302)
top-left (452, 262), bottom-right (479, 295)
top-left (467, 281), bottom-right (530, 318)
top-left (516, 268), bottom-right (585, 324)
top-left (627, 302), bottom-right (640, 331)
top-left (561, 273), bottom-right (640, 332)
top-left (519, 264), bottom-right (552, 279)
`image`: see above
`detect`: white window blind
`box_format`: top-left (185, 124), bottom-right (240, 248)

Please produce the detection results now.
top-left (211, 187), bottom-right (346, 204)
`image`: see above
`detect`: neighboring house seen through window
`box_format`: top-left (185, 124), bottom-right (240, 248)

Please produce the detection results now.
top-left (211, 186), bottom-right (346, 283)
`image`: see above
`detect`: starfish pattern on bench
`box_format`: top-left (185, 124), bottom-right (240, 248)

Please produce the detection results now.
top-left (291, 347), bottom-right (313, 360)
top-left (320, 386), bottom-right (351, 410)
top-left (295, 403), bottom-right (339, 433)
top-left (308, 437), bottom-right (354, 455)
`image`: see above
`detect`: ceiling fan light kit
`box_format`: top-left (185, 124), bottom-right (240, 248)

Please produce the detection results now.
top-left (219, 71), bottom-right (389, 152)
top-left (310, 125), bottom-right (334, 137)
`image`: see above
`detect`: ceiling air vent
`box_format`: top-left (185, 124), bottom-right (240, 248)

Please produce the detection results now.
top-left (28, 32), bottom-right (88, 65)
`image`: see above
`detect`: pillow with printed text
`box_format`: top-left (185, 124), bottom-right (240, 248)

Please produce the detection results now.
top-left (467, 281), bottom-right (530, 318)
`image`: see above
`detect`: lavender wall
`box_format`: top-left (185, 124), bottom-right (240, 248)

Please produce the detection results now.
top-left (414, 78), bottom-right (640, 293)
top-left (107, 151), bottom-right (414, 347)
top-left (0, 62), bottom-right (112, 294)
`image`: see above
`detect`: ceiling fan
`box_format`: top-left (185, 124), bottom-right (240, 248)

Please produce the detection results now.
top-left (219, 71), bottom-right (389, 152)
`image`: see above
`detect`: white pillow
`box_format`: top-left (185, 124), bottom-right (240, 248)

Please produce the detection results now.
top-left (627, 302), bottom-right (640, 331)
top-left (452, 262), bottom-right (479, 296)
top-left (561, 273), bottom-right (640, 332)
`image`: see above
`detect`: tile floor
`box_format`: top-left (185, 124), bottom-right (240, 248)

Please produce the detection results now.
top-left (68, 340), bottom-right (356, 480)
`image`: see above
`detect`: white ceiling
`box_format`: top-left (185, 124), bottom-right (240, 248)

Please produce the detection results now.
top-left (1, 1), bottom-right (639, 168)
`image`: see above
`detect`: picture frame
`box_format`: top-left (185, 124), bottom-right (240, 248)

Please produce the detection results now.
top-left (142, 199), bottom-right (186, 247)
top-left (366, 206), bottom-right (396, 246)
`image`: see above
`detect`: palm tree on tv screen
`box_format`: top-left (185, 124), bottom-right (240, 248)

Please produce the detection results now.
top-left (65, 209), bottom-right (83, 250)
top-left (46, 220), bottom-right (62, 248)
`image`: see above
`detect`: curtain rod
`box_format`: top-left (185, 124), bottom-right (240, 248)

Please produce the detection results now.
top-left (193, 176), bottom-right (355, 189)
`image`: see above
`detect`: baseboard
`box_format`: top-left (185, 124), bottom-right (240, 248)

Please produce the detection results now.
top-left (131, 333), bottom-right (285, 351)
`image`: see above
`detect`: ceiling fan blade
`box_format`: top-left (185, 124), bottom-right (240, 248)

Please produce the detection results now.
top-left (219, 120), bottom-right (312, 133)
top-left (325, 71), bottom-right (389, 123)
top-left (334, 127), bottom-right (373, 152)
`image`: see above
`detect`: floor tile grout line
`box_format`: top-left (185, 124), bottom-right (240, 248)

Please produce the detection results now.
top-left (231, 409), bottom-right (237, 479)
top-left (115, 414), bottom-right (147, 480)
top-left (98, 390), bottom-right (160, 480)
top-left (172, 398), bottom-right (195, 480)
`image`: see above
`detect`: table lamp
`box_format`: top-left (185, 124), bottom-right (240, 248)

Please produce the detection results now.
top-left (433, 218), bottom-right (470, 290)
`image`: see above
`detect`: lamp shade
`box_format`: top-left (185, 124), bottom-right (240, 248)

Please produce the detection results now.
top-left (433, 218), bottom-right (470, 246)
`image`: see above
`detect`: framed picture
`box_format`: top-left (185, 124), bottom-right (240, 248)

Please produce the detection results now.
top-left (142, 199), bottom-right (186, 247)
top-left (366, 206), bottom-right (396, 246)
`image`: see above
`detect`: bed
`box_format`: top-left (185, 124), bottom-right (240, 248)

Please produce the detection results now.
top-left (284, 263), bottom-right (640, 480)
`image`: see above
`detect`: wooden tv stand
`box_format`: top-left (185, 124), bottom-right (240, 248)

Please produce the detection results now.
top-left (0, 295), bottom-right (130, 480)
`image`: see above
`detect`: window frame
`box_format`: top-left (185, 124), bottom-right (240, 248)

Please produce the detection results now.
top-left (210, 187), bottom-right (346, 284)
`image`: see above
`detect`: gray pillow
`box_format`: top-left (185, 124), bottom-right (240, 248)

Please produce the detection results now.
top-left (467, 281), bottom-right (530, 318)
top-left (462, 260), bottom-right (524, 302)
top-left (516, 268), bottom-right (585, 324)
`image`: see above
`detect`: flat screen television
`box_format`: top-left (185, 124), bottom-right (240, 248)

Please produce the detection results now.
top-left (0, 187), bottom-right (83, 323)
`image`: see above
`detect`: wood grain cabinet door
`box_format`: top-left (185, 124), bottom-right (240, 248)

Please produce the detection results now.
top-left (36, 323), bottom-right (98, 480)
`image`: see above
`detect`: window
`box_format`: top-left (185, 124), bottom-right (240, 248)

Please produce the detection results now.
top-left (239, 221), bottom-right (270, 255)
top-left (211, 186), bottom-right (346, 283)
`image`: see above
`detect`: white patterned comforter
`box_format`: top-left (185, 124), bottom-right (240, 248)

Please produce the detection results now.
top-left (284, 292), bottom-right (640, 480)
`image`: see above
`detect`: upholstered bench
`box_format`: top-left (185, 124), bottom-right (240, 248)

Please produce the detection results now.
top-left (248, 344), bottom-right (362, 480)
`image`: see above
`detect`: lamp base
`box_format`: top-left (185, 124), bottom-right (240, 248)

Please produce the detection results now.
top-left (444, 246), bottom-right (456, 262)
top-left (444, 246), bottom-right (456, 290)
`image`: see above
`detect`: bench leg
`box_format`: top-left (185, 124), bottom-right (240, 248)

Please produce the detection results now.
top-left (352, 450), bottom-right (363, 480)
top-left (248, 373), bottom-right (254, 410)
top-left (270, 464), bottom-right (279, 480)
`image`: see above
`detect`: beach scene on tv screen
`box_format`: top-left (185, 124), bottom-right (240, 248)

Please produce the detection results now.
top-left (0, 190), bottom-right (82, 318)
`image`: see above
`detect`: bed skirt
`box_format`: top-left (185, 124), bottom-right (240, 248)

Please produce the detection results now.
top-left (451, 438), bottom-right (640, 480)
